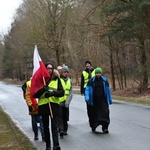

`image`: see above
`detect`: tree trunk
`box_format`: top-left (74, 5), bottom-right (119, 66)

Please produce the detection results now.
top-left (108, 37), bottom-right (116, 91)
top-left (140, 39), bottom-right (148, 91)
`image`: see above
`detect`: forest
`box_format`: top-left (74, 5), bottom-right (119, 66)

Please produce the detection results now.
top-left (0, 0), bottom-right (150, 93)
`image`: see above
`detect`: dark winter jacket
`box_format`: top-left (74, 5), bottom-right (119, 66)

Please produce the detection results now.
top-left (34, 76), bottom-right (64, 115)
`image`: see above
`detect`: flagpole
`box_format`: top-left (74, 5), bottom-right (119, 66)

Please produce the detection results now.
top-left (43, 77), bottom-right (53, 118)
top-left (31, 45), bottom-right (53, 118)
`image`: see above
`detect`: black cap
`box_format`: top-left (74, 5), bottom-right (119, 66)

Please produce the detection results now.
top-left (85, 60), bottom-right (92, 65)
top-left (45, 62), bottom-right (54, 69)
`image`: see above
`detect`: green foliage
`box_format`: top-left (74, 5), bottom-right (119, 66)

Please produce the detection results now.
top-left (103, 0), bottom-right (150, 42)
top-left (101, 0), bottom-right (150, 90)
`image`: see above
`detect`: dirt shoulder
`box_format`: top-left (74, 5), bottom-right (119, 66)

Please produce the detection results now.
top-left (0, 106), bottom-right (37, 150)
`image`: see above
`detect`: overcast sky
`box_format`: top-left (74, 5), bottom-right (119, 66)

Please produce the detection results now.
top-left (0, 0), bottom-right (23, 34)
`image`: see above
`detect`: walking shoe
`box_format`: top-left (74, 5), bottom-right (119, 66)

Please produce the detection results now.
top-left (91, 127), bottom-right (96, 132)
top-left (63, 131), bottom-right (68, 135)
top-left (42, 133), bottom-right (45, 141)
top-left (60, 131), bottom-right (63, 139)
top-left (103, 129), bottom-right (109, 134)
top-left (46, 144), bottom-right (51, 150)
top-left (45, 147), bottom-right (51, 150)
top-left (34, 133), bottom-right (38, 140)
top-left (53, 145), bottom-right (61, 150)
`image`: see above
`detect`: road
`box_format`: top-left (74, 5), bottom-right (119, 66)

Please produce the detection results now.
top-left (0, 81), bottom-right (150, 150)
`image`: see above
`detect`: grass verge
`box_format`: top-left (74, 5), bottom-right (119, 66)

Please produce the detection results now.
top-left (73, 89), bottom-right (150, 106)
top-left (112, 95), bottom-right (150, 105)
top-left (0, 106), bottom-right (37, 150)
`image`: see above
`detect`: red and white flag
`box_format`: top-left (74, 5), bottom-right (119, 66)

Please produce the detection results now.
top-left (30, 45), bottom-right (51, 97)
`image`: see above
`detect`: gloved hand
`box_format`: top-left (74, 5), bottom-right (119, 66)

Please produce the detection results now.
top-left (85, 100), bottom-right (89, 104)
top-left (89, 67), bottom-right (94, 71)
top-left (45, 91), bottom-right (54, 98)
top-left (42, 85), bottom-right (49, 91)
top-left (28, 106), bottom-right (33, 112)
top-left (34, 85), bottom-right (49, 98)
top-left (60, 102), bottom-right (65, 107)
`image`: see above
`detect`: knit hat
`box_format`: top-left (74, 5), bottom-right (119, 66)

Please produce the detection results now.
top-left (61, 64), bottom-right (69, 73)
top-left (95, 67), bottom-right (102, 74)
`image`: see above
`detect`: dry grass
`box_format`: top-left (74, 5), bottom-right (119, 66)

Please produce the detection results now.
top-left (0, 79), bottom-right (37, 149)
top-left (0, 107), bottom-right (37, 150)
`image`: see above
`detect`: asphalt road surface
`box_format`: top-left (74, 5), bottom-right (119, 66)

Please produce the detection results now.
top-left (0, 81), bottom-right (150, 150)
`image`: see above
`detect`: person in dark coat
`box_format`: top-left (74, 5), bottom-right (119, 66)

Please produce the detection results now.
top-left (34, 62), bottom-right (64, 150)
top-left (84, 67), bottom-right (112, 133)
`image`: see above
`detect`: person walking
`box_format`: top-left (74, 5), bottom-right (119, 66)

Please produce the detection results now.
top-left (80, 61), bottom-right (95, 121)
top-left (80, 60), bottom-right (95, 95)
top-left (22, 79), bottom-right (45, 141)
top-left (84, 67), bottom-right (112, 133)
top-left (58, 64), bottom-right (73, 139)
top-left (33, 62), bottom-right (64, 150)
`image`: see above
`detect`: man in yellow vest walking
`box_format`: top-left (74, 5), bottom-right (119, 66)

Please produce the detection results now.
top-left (80, 60), bottom-right (95, 95)
top-left (80, 61), bottom-right (95, 123)
top-left (58, 64), bottom-right (73, 139)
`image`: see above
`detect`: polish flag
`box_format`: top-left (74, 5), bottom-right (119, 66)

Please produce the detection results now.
top-left (30, 45), bottom-right (51, 98)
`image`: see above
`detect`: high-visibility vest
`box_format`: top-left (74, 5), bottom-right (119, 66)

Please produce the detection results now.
top-left (38, 79), bottom-right (60, 106)
top-left (26, 80), bottom-right (31, 87)
top-left (24, 80), bottom-right (38, 114)
top-left (82, 70), bottom-right (95, 88)
top-left (59, 78), bottom-right (71, 103)
top-left (25, 80), bottom-right (32, 106)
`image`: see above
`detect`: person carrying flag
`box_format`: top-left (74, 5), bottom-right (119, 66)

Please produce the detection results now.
top-left (34, 62), bottom-right (64, 150)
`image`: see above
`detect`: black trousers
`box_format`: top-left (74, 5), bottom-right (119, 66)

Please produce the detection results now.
top-left (41, 104), bottom-right (60, 148)
top-left (59, 106), bottom-right (69, 132)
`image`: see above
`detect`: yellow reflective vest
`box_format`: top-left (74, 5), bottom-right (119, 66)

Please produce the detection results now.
top-left (23, 80), bottom-right (38, 115)
top-left (82, 70), bottom-right (95, 88)
top-left (59, 78), bottom-right (72, 103)
top-left (38, 79), bottom-right (60, 106)
top-left (25, 80), bottom-right (32, 106)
